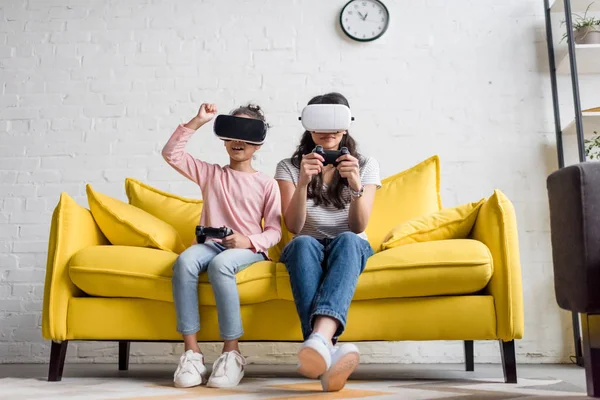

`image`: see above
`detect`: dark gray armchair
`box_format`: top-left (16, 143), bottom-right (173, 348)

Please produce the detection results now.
top-left (547, 162), bottom-right (600, 398)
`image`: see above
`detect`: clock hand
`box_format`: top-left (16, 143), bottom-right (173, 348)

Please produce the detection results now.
top-left (357, 11), bottom-right (364, 19)
top-left (363, 12), bottom-right (369, 20)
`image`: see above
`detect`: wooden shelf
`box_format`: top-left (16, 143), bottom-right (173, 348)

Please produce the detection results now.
top-left (550, 0), bottom-right (600, 13)
top-left (562, 112), bottom-right (600, 136)
top-left (557, 44), bottom-right (600, 74)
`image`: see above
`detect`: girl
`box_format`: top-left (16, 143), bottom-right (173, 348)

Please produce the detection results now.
top-left (275, 93), bottom-right (381, 392)
top-left (162, 103), bottom-right (282, 389)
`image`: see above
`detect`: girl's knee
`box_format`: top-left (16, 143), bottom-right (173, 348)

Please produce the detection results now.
top-left (207, 256), bottom-right (236, 280)
top-left (173, 245), bottom-right (214, 278)
top-left (173, 253), bottom-right (198, 277)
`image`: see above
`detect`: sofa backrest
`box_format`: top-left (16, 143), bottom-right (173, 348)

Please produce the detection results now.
top-left (122, 155), bottom-right (442, 258)
top-left (365, 155), bottom-right (442, 251)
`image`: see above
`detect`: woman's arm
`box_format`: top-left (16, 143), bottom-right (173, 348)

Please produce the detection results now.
top-left (161, 104), bottom-right (217, 185)
top-left (278, 180), bottom-right (308, 235)
top-left (276, 153), bottom-right (324, 235)
top-left (337, 155), bottom-right (381, 233)
top-left (348, 184), bottom-right (377, 233)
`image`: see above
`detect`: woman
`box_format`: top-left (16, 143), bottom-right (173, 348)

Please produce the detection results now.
top-left (275, 92), bottom-right (381, 392)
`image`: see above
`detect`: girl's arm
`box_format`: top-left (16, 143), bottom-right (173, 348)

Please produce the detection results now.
top-left (161, 104), bottom-right (218, 186)
top-left (247, 181), bottom-right (283, 252)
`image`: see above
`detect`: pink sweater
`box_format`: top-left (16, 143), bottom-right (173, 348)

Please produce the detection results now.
top-left (162, 124), bottom-right (282, 253)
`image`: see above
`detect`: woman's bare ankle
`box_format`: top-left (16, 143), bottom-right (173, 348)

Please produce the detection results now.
top-left (312, 316), bottom-right (338, 347)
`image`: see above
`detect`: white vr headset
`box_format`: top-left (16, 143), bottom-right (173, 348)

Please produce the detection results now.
top-left (299, 104), bottom-right (354, 133)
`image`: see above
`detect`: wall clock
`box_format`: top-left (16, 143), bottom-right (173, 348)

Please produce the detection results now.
top-left (340, 0), bottom-right (390, 42)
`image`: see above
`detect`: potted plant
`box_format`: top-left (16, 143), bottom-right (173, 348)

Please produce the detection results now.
top-left (585, 131), bottom-right (600, 160)
top-left (562, 2), bottom-right (600, 44)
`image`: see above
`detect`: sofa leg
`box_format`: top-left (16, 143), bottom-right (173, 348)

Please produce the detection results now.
top-left (499, 340), bottom-right (517, 383)
top-left (48, 341), bottom-right (68, 382)
top-left (119, 341), bottom-right (130, 371)
top-left (464, 340), bottom-right (474, 371)
top-left (582, 313), bottom-right (600, 397)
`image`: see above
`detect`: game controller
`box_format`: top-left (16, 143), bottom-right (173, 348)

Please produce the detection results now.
top-left (213, 114), bottom-right (267, 145)
top-left (299, 104), bottom-right (354, 133)
top-left (195, 226), bottom-right (234, 244)
top-left (312, 145), bottom-right (349, 167)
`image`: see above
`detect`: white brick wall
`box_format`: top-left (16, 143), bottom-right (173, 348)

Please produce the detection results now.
top-left (0, 0), bottom-right (588, 365)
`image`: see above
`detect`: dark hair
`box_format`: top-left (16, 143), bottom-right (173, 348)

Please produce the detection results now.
top-left (291, 92), bottom-right (361, 210)
top-left (230, 103), bottom-right (270, 129)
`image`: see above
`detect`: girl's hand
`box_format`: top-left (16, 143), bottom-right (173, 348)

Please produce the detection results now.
top-left (337, 154), bottom-right (361, 192)
top-left (221, 231), bottom-right (252, 249)
top-left (196, 103), bottom-right (217, 123)
top-left (298, 153), bottom-right (324, 187)
top-left (185, 103), bottom-right (217, 130)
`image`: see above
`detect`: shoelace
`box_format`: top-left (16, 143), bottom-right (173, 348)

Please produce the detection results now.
top-left (212, 351), bottom-right (246, 378)
top-left (177, 353), bottom-right (203, 376)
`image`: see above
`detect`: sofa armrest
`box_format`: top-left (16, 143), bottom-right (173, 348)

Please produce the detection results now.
top-left (547, 163), bottom-right (600, 313)
top-left (470, 189), bottom-right (524, 340)
top-left (42, 193), bottom-right (108, 341)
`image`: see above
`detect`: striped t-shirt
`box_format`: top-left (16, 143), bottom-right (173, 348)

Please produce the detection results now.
top-left (275, 156), bottom-right (381, 240)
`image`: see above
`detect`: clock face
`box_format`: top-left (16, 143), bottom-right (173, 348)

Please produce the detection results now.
top-left (340, 0), bottom-right (389, 42)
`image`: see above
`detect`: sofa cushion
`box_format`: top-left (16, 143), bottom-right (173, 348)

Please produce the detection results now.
top-left (276, 239), bottom-right (493, 301)
top-left (69, 246), bottom-right (277, 305)
top-left (365, 155), bottom-right (442, 252)
top-left (87, 184), bottom-right (185, 254)
top-left (381, 199), bottom-right (485, 251)
top-left (125, 178), bottom-right (203, 248)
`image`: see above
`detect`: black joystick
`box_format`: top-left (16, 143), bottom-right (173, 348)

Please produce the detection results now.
top-left (312, 145), bottom-right (349, 167)
top-left (195, 226), bottom-right (233, 244)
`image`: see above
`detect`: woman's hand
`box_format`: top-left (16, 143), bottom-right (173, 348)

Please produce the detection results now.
top-left (185, 103), bottom-right (218, 130)
top-left (221, 232), bottom-right (252, 249)
top-left (337, 154), bottom-right (361, 192)
top-left (298, 153), bottom-right (324, 187)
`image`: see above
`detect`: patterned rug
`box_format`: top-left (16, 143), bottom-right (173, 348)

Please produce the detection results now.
top-left (0, 376), bottom-right (587, 399)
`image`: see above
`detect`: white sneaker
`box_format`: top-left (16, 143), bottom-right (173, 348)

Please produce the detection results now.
top-left (174, 350), bottom-right (208, 388)
top-left (297, 335), bottom-right (332, 379)
top-left (207, 350), bottom-right (246, 388)
top-left (320, 343), bottom-right (360, 392)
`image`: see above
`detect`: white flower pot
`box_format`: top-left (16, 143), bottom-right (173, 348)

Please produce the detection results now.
top-left (575, 26), bottom-right (600, 44)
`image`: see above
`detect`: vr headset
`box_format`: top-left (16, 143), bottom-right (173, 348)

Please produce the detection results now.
top-left (299, 104), bottom-right (354, 133)
top-left (213, 114), bottom-right (267, 145)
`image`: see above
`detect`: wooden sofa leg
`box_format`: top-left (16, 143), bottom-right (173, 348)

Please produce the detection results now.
top-left (464, 340), bottom-right (474, 371)
top-left (582, 313), bottom-right (600, 397)
top-left (119, 341), bottom-right (130, 371)
top-left (48, 341), bottom-right (68, 382)
top-left (499, 340), bottom-right (517, 383)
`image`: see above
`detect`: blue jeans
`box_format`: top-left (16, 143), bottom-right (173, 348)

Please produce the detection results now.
top-left (172, 242), bottom-right (265, 340)
top-left (280, 232), bottom-right (374, 340)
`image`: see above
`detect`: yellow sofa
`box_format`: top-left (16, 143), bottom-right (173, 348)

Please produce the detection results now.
top-left (42, 156), bottom-right (524, 382)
